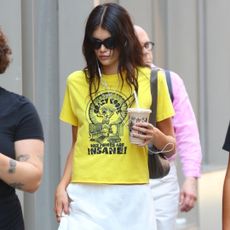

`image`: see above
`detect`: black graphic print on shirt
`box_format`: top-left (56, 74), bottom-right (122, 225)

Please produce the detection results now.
top-left (87, 91), bottom-right (132, 155)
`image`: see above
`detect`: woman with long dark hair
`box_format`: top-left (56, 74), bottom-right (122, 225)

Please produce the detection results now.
top-left (55, 3), bottom-right (175, 230)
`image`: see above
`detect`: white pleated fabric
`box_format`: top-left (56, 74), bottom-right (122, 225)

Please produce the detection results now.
top-left (58, 183), bottom-right (157, 230)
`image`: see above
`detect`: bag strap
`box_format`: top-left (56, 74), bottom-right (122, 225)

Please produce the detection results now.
top-left (148, 69), bottom-right (171, 179)
top-left (149, 69), bottom-right (158, 127)
top-left (148, 69), bottom-right (158, 177)
top-left (165, 70), bottom-right (174, 102)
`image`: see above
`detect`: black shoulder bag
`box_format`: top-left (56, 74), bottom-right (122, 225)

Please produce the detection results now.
top-left (148, 69), bottom-right (170, 179)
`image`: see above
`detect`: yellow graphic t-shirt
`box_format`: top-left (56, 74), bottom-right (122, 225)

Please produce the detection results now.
top-left (60, 67), bottom-right (174, 184)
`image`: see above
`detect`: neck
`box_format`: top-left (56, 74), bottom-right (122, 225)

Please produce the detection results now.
top-left (102, 65), bottom-right (118, 75)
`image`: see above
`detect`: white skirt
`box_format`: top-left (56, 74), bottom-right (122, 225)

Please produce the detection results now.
top-left (58, 183), bottom-right (156, 230)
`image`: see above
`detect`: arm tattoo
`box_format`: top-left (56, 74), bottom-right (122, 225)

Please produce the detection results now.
top-left (17, 154), bottom-right (30, 162)
top-left (10, 182), bottom-right (24, 190)
top-left (8, 159), bottom-right (16, 174)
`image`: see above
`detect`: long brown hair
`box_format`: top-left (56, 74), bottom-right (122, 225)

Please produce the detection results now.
top-left (82, 3), bottom-right (144, 101)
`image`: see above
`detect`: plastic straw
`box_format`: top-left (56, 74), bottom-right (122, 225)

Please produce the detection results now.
top-left (133, 90), bottom-right (140, 108)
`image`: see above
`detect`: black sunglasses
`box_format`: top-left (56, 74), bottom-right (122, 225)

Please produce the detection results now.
top-left (90, 37), bottom-right (116, 50)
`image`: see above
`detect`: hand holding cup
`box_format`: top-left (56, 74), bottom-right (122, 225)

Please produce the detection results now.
top-left (128, 108), bottom-right (152, 145)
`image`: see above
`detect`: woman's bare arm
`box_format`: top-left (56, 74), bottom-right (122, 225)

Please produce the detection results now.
top-left (54, 126), bottom-right (77, 222)
top-left (0, 139), bottom-right (44, 192)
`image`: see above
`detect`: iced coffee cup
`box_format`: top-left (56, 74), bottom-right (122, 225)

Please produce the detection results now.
top-left (127, 108), bottom-right (152, 145)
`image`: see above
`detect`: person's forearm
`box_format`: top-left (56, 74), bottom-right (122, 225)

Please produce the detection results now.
top-left (58, 150), bottom-right (74, 189)
top-left (0, 153), bottom-right (43, 192)
top-left (172, 76), bottom-right (202, 177)
top-left (152, 128), bottom-right (176, 157)
top-left (176, 126), bottom-right (202, 177)
top-left (175, 112), bottom-right (202, 177)
top-left (223, 177), bottom-right (230, 229)
top-left (58, 125), bottom-right (77, 189)
top-left (223, 158), bottom-right (230, 230)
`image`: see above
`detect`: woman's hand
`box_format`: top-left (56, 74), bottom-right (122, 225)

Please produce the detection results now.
top-left (54, 126), bottom-right (77, 222)
top-left (132, 118), bottom-right (176, 157)
top-left (54, 183), bottom-right (70, 222)
top-left (132, 122), bottom-right (156, 146)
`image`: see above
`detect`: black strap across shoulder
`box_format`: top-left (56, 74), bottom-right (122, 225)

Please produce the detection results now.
top-left (165, 70), bottom-right (174, 102)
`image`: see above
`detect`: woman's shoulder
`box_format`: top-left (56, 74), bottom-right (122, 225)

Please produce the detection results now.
top-left (1, 87), bottom-right (29, 104)
top-left (67, 70), bottom-right (85, 80)
top-left (137, 66), bottom-right (151, 80)
top-left (0, 88), bottom-right (36, 116)
top-left (65, 70), bottom-right (87, 86)
top-left (138, 66), bottom-right (151, 74)
top-left (64, 70), bottom-right (90, 92)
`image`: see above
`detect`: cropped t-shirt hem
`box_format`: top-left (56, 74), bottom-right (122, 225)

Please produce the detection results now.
top-left (70, 179), bottom-right (149, 185)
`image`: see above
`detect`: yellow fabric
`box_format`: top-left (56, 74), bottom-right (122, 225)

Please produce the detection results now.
top-left (60, 67), bottom-right (174, 184)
